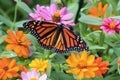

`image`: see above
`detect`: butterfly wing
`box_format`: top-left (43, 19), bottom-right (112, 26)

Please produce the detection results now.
top-left (23, 20), bottom-right (58, 49)
top-left (53, 24), bottom-right (88, 53)
top-left (23, 21), bottom-right (88, 53)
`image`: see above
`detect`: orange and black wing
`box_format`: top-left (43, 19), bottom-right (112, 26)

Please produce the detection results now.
top-left (23, 21), bottom-right (88, 53)
top-left (53, 25), bottom-right (88, 53)
top-left (23, 20), bottom-right (58, 49)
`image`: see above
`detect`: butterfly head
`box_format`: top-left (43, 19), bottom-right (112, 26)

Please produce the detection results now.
top-left (57, 23), bottom-right (64, 29)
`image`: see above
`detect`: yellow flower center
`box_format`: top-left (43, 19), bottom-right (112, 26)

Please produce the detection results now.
top-left (30, 78), bottom-right (38, 80)
top-left (110, 21), bottom-right (115, 29)
top-left (52, 11), bottom-right (61, 22)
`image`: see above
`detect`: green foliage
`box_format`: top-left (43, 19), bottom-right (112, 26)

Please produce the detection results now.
top-left (1, 0), bottom-right (120, 80)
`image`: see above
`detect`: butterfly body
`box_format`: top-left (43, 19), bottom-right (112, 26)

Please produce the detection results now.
top-left (23, 20), bottom-right (88, 53)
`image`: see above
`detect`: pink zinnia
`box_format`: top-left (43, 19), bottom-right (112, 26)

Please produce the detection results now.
top-left (29, 4), bottom-right (75, 26)
top-left (21, 70), bottom-right (47, 80)
top-left (100, 18), bottom-right (120, 34)
top-left (29, 5), bottom-right (45, 21)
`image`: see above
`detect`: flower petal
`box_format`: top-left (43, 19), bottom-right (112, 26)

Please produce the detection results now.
top-left (2, 38), bottom-right (14, 43)
top-left (6, 44), bottom-right (17, 50)
top-left (60, 7), bottom-right (67, 16)
top-left (7, 30), bottom-right (16, 42)
top-left (50, 4), bottom-right (57, 15)
top-left (77, 71), bottom-right (84, 79)
top-left (39, 74), bottom-right (47, 80)
top-left (16, 31), bottom-right (24, 41)
top-left (62, 13), bottom-right (74, 20)
top-left (21, 72), bottom-right (29, 80)
top-left (61, 20), bottom-right (75, 26)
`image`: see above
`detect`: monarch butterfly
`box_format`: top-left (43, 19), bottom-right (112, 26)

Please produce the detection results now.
top-left (23, 20), bottom-right (88, 53)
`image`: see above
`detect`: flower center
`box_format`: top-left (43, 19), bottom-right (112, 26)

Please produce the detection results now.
top-left (18, 40), bottom-right (22, 45)
top-left (77, 61), bottom-right (87, 69)
top-left (52, 11), bottom-right (61, 22)
top-left (30, 78), bottom-right (38, 80)
top-left (3, 66), bottom-right (9, 71)
top-left (110, 21), bottom-right (115, 29)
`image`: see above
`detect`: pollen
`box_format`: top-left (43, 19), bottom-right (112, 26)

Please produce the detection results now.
top-left (30, 78), bottom-right (37, 80)
top-left (110, 21), bottom-right (115, 29)
top-left (52, 11), bottom-right (61, 22)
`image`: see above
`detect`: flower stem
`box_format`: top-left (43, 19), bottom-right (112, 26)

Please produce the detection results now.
top-left (13, 3), bottom-right (18, 30)
top-left (98, 31), bottom-right (105, 56)
top-left (99, 31), bottom-right (105, 46)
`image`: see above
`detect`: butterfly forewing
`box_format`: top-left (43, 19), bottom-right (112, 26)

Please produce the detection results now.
top-left (23, 21), bottom-right (58, 49)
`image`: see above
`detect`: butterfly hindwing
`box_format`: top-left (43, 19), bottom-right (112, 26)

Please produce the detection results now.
top-left (63, 28), bottom-right (88, 51)
top-left (53, 25), bottom-right (88, 53)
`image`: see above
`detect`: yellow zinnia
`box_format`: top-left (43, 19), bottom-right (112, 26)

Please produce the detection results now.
top-left (66, 51), bottom-right (98, 79)
top-left (29, 58), bottom-right (50, 73)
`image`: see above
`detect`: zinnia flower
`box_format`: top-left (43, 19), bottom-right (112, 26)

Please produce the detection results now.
top-left (100, 18), bottom-right (120, 34)
top-left (3, 30), bottom-right (32, 58)
top-left (29, 4), bottom-right (75, 26)
top-left (94, 57), bottom-right (109, 76)
top-left (29, 4), bottom-right (45, 21)
top-left (19, 65), bottom-right (28, 72)
top-left (88, 1), bottom-right (108, 18)
top-left (66, 51), bottom-right (98, 79)
top-left (29, 58), bottom-right (50, 73)
top-left (21, 70), bottom-right (47, 80)
top-left (87, 1), bottom-right (109, 30)
top-left (0, 56), bottom-right (20, 80)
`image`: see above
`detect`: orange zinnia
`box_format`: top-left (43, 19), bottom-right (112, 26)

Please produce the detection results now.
top-left (66, 51), bottom-right (98, 79)
top-left (88, 1), bottom-right (108, 18)
top-left (19, 65), bottom-right (28, 72)
top-left (94, 57), bottom-right (109, 76)
top-left (0, 56), bottom-right (20, 80)
top-left (88, 1), bottom-right (108, 30)
top-left (3, 30), bottom-right (32, 58)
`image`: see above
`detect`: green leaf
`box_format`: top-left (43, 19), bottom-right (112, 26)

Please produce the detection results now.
top-left (68, 3), bottom-right (78, 19)
top-left (79, 13), bottom-right (102, 25)
top-left (89, 45), bottom-right (106, 50)
top-left (114, 48), bottom-right (120, 56)
top-left (110, 16), bottom-right (120, 20)
top-left (16, 20), bottom-right (29, 28)
top-left (104, 4), bottom-right (112, 18)
top-left (0, 51), bottom-right (17, 58)
top-left (51, 71), bottom-right (75, 80)
top-left (81, 2), bottom-right (96, 11)
top-left (26, 34), bottom-right (39, 51)
top-left (104, 74), bottom-right (120, 80)
top-left (52, 54), bottom-right (66, 64)
top-left (17, 1), bottom-right (32, 13)
top-left (0, 15), bottom-right (13, 26)
top-left (117, 0), bottom-right (120, 11)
